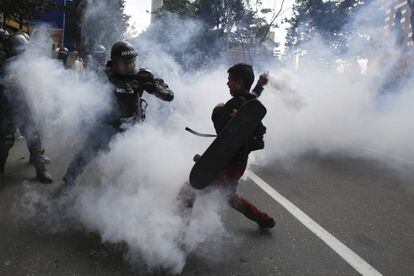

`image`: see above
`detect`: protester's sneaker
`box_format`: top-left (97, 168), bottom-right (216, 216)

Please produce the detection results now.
top-left (258, 217), bottom-right (276, 229)
top-left (36, 169), bottom-right (53, 183)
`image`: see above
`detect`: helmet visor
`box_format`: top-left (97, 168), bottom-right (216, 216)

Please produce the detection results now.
top-left (94, 53), bottom-right (107, 66)
top-left (113, 56), bottom-right (138, 75)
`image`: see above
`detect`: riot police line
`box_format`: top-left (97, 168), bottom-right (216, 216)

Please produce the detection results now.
top-left (0, 29), bottom-right (174, 193)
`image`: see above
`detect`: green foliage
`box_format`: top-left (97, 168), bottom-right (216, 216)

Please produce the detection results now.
top-left (285, 0), bottom-right (373, 55)
top-left (153, 0), bottom-right (278, 64)
top-left (160, 0), bottom-right (196, 17)
top-left (0, 0), bottom-right (61, 26)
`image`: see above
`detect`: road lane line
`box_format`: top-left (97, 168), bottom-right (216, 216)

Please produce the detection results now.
top-left (246, 170), bottom-right (382, 276)
top-left (349, 142), bottom-right (414, 166)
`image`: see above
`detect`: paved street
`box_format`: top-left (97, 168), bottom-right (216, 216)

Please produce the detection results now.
top-left (0, 140), bottom-right (413, 275)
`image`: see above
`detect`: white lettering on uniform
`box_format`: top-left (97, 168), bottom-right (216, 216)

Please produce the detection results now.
top-left (115, 88), bottom-right (134, 94)
top-left (121, 50), bottom-right (137, 56)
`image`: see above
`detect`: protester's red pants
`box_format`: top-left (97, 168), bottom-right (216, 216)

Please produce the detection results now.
top-left (178, 164), bottom-right (271, 224)
top-left (212, 164), bottom-right (271, 224)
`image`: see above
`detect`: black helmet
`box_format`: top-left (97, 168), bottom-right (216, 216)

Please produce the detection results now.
top-left (111, 41), bottom-right (138, 60)
top-left (94, 44), bottom-right (107, 55)
top-left (93, 44), bottom-right (107, 66)
top-left (4, 34), bottom-right (30, 57)
top-left (0, 28), bottom-right (10, 42)
top-left (110, 41), bottom-right (138, 75)
top-left (58, 47), bottom-right (69, 60)
top-left (18, 31), bottom-right (31, 41)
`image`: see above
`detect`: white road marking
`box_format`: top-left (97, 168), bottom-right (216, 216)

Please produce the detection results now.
top-left (348, 142), bottom-right (414, 166)
top-left (246, 170), bottom-right (382, 276)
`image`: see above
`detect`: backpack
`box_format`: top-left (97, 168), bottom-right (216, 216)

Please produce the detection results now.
top-left (248, 121), bottom-right (266, 151)
top-left (237, 95), bottom-right (266, 152)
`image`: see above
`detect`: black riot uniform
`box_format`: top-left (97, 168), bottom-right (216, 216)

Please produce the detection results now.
top-left (87, 45), bottom-right (107, 77)
top-left (0, 34), bottom-right (53, 189)
top-left (93, 45), bottom-right (107, 68)
top-left (0, 28), bottom-right (9, 67)
top-left (0, 28), bottom-right (10, 51)
top-left (61, 41), bottom-right (174, 189)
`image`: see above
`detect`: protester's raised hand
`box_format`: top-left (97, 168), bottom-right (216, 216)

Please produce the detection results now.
top-left (257, 72), bottom-right (269, 87)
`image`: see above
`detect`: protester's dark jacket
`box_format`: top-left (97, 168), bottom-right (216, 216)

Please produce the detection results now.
top-left (211, 87), bottom-right (266, 166)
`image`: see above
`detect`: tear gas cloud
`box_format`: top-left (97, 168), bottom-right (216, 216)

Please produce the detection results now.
top-left (14, 25), bottom-right (232, 273)
top-left (7, 30), bottom-right (112, 163)
top-left (11, 1), bottom-right (414, 274)
top-left (81, 0), bottom-right (127, 50)
top-left (255, 2), bottom-right (414, 170)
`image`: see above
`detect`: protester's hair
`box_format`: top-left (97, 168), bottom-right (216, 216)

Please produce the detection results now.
top-left (227, 63), bottom-right (255, 90)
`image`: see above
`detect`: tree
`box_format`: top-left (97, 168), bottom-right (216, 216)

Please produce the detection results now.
top-left (160, 0), bottom-right (196, 18)
top-left (0, 0), bottom-right (61, 29)
top-left (151, 0), bottom-right (280, 65)
top-left (285, 0), bottom-right (372, 55)
top-left (194, 0), bottom-right (269, 53)
top-left (77, 0), bottom-right (130, 52)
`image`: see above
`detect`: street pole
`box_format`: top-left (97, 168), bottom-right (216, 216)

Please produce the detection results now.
top-left (62, 0), bottom-right (67, 47)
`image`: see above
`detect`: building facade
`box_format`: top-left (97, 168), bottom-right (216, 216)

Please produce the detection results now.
top-left (151, 0), bottom-right (164, 22)
top-left (383, 0), bottom-right (414, 48)
top-left (1, 0), bottom-right (77, 49)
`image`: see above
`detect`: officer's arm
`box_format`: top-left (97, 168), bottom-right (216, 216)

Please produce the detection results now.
top-left (152, 78), bottom-right (174, 101)
top-left (137, 68), bottom-right (174, 102)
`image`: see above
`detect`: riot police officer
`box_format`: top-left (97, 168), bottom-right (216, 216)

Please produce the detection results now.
top-left (0, 28), bottom-right (9, 41)
top-left (85, 44), bottom-right (107, 76)
top-left (0, 28), bottom-right (8, 69)
top-left (59, 40), bottom-right (173, 192)
top-left (57, 46), bottom-right (69, 66)
top-left (0, 34), bottom-right (53, 190)
top-left (93, 44), bottom-right (107, 68)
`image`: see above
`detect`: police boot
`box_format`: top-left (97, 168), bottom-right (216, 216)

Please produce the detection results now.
top-left (36, 169), bottom-right (53, 184)
top-left (29, 151), bottom-right (50, 165)
top-left (52, 176), bottom-right (74, 198)
top-left (32, 154), bottom-right (53, 183)
top-left (62, 174), bottom-right (75, 190)
top-left (27, 139), bottom-right (53, 183)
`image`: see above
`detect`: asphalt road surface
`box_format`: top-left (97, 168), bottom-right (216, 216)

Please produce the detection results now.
top-left (0, 139), bottom-right (413, 275)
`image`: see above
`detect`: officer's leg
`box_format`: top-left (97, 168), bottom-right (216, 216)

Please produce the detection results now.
top-left (177, 182), bottom-right (196, 218)
top-left (19, 121), bottom-right (53, 183)
top-left (29, 145), bottom-right (50, 165)
top-left (0, 123), bottom-right (16, 189)
top-left (62, 124), bottom-right (118, 189)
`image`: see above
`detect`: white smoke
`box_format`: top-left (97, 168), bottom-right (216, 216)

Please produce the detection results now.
top-left (252, 2), bottom-right (414, 170)
top-left (81, 0), bottom-right (127, 49)
top-left (6, 30), bottom-right (111, 163)
top-left (7, 0), bottom-right (414, 274)
top-left (9, 27), bottom-right (233, 273)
